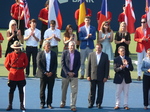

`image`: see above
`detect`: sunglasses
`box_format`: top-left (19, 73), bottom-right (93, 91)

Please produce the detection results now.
top-left (12, 24), bottom-right (17, 26)
top-left (141, 21), bottom-right (146, 23)
top-left (104, 24), bottom-right (108, 26)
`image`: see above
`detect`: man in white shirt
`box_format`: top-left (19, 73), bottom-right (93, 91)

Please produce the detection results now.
top-left (36, 40), bottom-right (57, 109)
top-left (44, 20), bottom-right (61, 77)
top-left (24, 19), bottom-right (41, 77)
top-left (44, 20), bottom-right (61, 56)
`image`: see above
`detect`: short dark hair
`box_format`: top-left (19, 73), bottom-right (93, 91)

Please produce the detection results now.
top-left (85, 16), bottom-right (91, 20)
top-left (50, 20), bottom-right (56, 25)
top-left (45, 0), bottom-right (49, 7)
top-left (30, 19), bottom-right (36, 24)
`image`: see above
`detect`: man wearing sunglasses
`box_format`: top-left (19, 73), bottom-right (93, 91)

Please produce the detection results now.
top-left (134, 18), bottom-right (150, 81)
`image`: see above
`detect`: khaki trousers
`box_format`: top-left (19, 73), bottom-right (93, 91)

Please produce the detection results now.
top-left (61, 77), bottom-right (78, 109)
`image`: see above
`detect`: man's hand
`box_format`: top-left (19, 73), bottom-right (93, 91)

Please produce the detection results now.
top-left (86, 34), bottom-right (92, 39)
top-left (68, 72), bottom-right (74, 77)
top-left (103, 78), bottom-right (107, 82)
top-left (147, 69), bottom-right (150, 73)
top-left (87, 77), bottom-right (91, 81)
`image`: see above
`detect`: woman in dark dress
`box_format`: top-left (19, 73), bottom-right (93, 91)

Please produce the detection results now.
top-left (114, 22), bottom-right (131, 57)
top-left (5, 20), bottom-right (21, 57)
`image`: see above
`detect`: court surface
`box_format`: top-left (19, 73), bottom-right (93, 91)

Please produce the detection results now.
top-left (0, 77), bottom-right (149, 112)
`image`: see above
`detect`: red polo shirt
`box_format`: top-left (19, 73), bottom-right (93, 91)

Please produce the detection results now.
top-left (38, 8), bottom-right (48, 25)
top-left (97, 11), bottom-right (112, 21)
top-left (74, 8), bottom-right (92, 20)
top-left (11, 3), bottom-right (24, 20)
top-left (118, 12), bottom-right (125, 22)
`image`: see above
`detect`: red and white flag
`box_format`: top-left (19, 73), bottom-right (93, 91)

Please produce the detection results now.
top-left (124, 0), bottom-right (136, 33)
top-left (20, 0), bottom-right (30, 28)
top-left (146, 0), bottom-right (150, 27)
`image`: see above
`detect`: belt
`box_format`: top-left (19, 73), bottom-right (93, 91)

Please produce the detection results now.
top-left (51, 46), bottom-right (58, 48)
top-left (27, 46), bottom-right (37, 48)
top-left (11, 67), bottom-right (24, 70)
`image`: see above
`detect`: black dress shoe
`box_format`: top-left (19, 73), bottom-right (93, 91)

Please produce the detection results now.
top-left (47, 104), bottom-right (53, 109)
top-left (88, 104), bottom-right (93, 108)
top-left (97, 104), bottom-right (102, 109)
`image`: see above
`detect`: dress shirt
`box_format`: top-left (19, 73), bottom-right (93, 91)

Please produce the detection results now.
top-left (143, 28), bottom-right (147, 36)
top-left (69, 51), bottom-right (74, 71)
top-left (44, 51), bottom-right (51, 72)
top-left (120, 56), bottom-right (129, 68)
top-left (96, 52), bottom-right (102, 65)
top-left (85, 25), bottom-right (90, 45)
top-left (44, 28), bottom-right (61, 46)
top-left (141, 57), bottom-right (150, 76)
top-left (24, 28), bottom-right (41, 46)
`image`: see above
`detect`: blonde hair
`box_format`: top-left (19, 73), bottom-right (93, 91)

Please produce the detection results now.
top-left (118, 22), bottom-right (127, 36)
top-left (9, 20), bottom-right (17, 33)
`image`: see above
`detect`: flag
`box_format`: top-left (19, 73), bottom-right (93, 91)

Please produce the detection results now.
top-left (20, 0), bottom-right (30, 28)
top-left (98, 0), bottom-right (108, 31)
top-left (124, 0), bottom-right (136, 33)
top-left (146, 0), bottom-right (150, 27)
top-left (48, 0), bottom-right (62, 29)
top-left (78, 0), bottom-right (86, 30)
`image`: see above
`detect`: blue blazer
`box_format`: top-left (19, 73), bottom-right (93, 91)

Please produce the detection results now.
top-left (113, 56), bottom-right (134, 84)
top-left (79, 25), bottom-right (96, 49)
top-left (61, 50), bottom-right (81, 78)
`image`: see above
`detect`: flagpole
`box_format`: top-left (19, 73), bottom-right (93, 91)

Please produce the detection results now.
top-left (18, 2), bottom-right (21, 30)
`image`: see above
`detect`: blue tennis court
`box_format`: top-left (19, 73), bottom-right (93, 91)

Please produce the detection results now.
top-left (0, 77), bottom-right (149, 112)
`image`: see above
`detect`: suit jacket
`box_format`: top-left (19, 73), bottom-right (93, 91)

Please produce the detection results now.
top-left (113, 56), bottom-right (134, 84)
top-left (134, 26), bottom-right (150, 53)
top-left (36, 50), bottom-right (57, 78)
top-left (86, 52), bottom-right (109, 81)
top-left (79, 25), bottom-right (96, 49)
top-left (61, 50), bottom-right (81, 78)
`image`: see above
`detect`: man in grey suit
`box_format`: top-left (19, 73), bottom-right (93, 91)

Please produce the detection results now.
top-left (86, 43), bottom-right (109, 109)
top-left (36, 40), bottom-right (57, 109)
top-left (60, 41), bottom-right (80, 112)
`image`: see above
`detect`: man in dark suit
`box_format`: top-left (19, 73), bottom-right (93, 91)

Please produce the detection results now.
top-left (79, 16), bottom-right (96, 79)
top-left (36, 40), bottom-right (57, 109)
top-left (86, 43), bottom-right (109, 109)
top-left (113, 46), bottom-right (133, 110)
top-left (60, 41), bottom-right (80, 112)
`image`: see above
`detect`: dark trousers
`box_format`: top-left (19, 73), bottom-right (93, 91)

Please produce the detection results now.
top-left (143, 75), bottom-right (150, 106)
top-left (41, 23), bottom-right (48, 40)
top-left (40, 77), bottom-right (55, 105)
top-left (88, 80), bottom-right (104, 105)
top-left (26, 46), bottom-right (38, 75)
top-left (8, 80), bottom-right (26, 94)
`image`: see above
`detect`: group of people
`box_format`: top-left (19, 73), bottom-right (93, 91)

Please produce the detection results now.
top-left (1, 0), bottom-right (150, 111)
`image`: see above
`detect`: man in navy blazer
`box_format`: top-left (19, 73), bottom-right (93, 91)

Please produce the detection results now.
top-left (36, 41), bottom-right (57, 109)
top-left (113, 46), bottom-right (133, 110)
top-left (60, 41), bottom-right (80, 112)
top-left (79, 16), bottom-right (96, 79)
